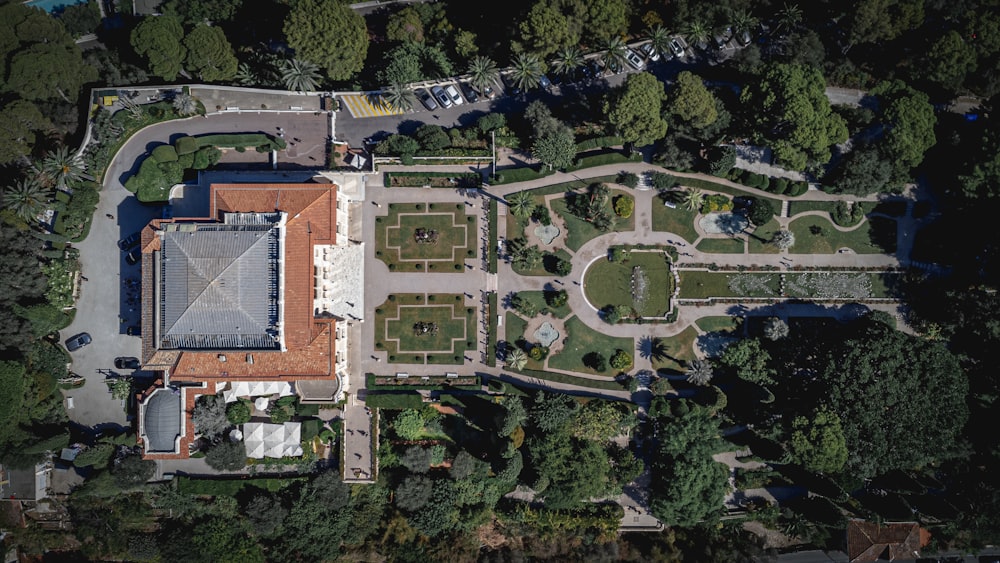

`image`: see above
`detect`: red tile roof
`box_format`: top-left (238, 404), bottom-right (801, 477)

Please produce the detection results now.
top-left (847, 520), bottom-right (924, 562)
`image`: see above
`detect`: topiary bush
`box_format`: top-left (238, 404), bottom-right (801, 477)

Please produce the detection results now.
top-left (610, 349), bottom-right (633, 371)
top-left (226, 399), bottom-right (251, 425)
top-left (616, 171), bottom-right (639, 188)
top-left (151, 145), bottom-right (178, 163)
top-left (613, 194), bottom-right (634, 218)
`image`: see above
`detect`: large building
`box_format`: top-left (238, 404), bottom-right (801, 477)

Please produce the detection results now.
top-left (136, 182), bottom-right (363, 459)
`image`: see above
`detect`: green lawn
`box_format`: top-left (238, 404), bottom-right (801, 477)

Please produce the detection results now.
top-left (747, 218), bottom-right (782, 254)
top-left (788, 216), bottom-right (897, 254)
top-left (650, 326), bottom-right (698, 373)
top-left (375, 202), bottom-right (476, 272)
top-left (583, 251), bottom-right (673, 317)
top-left (504, 312), bottom-right (544, 371)
top-left (651, 198), bottom-right (699, 242)
top-left (696, 237), bottom-right (746, 254)
top-left (695, 316), bottom-right (740, 334)
top-left (547, 316), bottom-right (634, 375)
top-left (375, 294), bottom-right (476, 364)
top-left (786, 200), bottom-right (838, 218)
top-left (550, 188), bottom-right (635, 251)
top-left (515, 290), bottom-right (572, 318)
top-left (678, 270), bottom-right (782, 299)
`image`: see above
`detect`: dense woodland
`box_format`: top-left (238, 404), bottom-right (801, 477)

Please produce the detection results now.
top-left (2, 0), bottom-right (1000, 560)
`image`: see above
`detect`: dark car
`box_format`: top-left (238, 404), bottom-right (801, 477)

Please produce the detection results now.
top-left (125, 248), bottom-right (141, 266)
top-left (126, 325), bottom-right (141, 336)
top-left (538, 75), bottom-right (552, 90)
top-left (607, 59), bottom-right (624, 75)
top-left (117, 232), bottom-right (140, 251)
top-left (500, 73), bottom-right (522, 96)
top-left (587, 60), bottom-right (603, 78)
top-left (65, 333), bottom-right (92, 352)
top-left (362, 131), bottom-right (389, 149)
top-left (114, 357), bottom-right (140, 370)
top-left (415, 88), bottom-right (437, 111)
top-left (459, 82), bottom-right (478, 103)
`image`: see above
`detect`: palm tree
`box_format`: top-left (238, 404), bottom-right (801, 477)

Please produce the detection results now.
top-left (682, 188), bottom-right (704, 212)
top-left (506, 191), bottom-right (534, 218)
top-left (650, 337), bottom-right (670, 363)
top-left (683, 20), bottom-right (712, 47)
top-left (467, 56), bottom-right (500, 94)
top-left (763, 316), bottom-right (789, 341)
top-left (172, 93), bottom-right (199, 116)
top-left (685, 359), bottom-right (714, 386)
top-left (383, 83), bottom-right (415, 112)
top-left (506, 348), bottom-right (527, 371)
top-left (510, 53), bottom-right (543, 90)
top-left (3, 177), bottom-right (49, 223)
top-left (646, 25), bottom-right (672, 58)
top-left (551, 46), bottom-right (584, 77)
top-left (40, 146), bottom-right (86, 189)
top-left (730, 9), bottom-right (758, 35)
top-left (235, 62), bottom-right (258, 86)
top-left (772, 229), bottom-right (795, 250)
top-left (281, 58), bottom-right (321, 92)
top-left (776, 2), bottom-right (803, 33)
top-left (601, 36), bottom-right (628, 71)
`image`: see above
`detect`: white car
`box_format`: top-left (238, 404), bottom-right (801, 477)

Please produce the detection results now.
top-left (640, 42), bottom-right (661, 62)
top-left (625, 49), bottom-right (645, 70)
top-left (443, 84), bottom-right (463, 105)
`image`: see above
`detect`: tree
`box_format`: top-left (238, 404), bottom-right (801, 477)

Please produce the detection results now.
top-left (830, 146), bottom-right (893, 195)
top-left (681, 188), bottom-right (703, 212)
top-left (763, 317), bottom-right (789, 341)
top-left (583, 351), bottom-right (608, 372)
top-left (530, 391), bottom-right (578, 433)
top-left (600, 36), bottom-right (628, 71)
top-left (506, 191), bottom-right (534, 218)
top-left (552, 46), bottom-right (584, 77)
top-left (374, 134), bottom-right (419, 157)
top-left (646, 25), bottom-right (671, 59)
top-left (682, 19), bottom-right (712, 48)
top-left (533, 130), bottom-right (576, 170)
top-left (789, 408), bottom-right (848, 474)
top-left (775, 2), bottom-right (803, 33)
top-left (772, 229), bottom-right (795, 250)
top-left (226, 399), bottom-right (251, 425)
top-left (395, 475), bottom-right (433, 511)
top-left (453, 29), bottom-right (478, 59)
top-left (245, 494), bottom-right (288, 538)
top-left (731, 8), bottom-right (758, 35)
top-left (741, 63), bottom-right (848, 170)
top-left (172, 93), bottom-right (199, 116)
top-left (386, 6), bottom-right (424, 44)
top-left (718, 338), bottom-right (775, 385)
top-left (819, 320), bottom-right (968, 479)
top-left (192, 394), bottom-right (230, 440)
top-left (467, 56), bottom-right (499, 94)
top-left (6, 42), bottom-right (96, 102)
top-left (280, 58), bottom-right (321, 92)
top-left (607, 72), bottom-right (668, 147)
top-left (3, 177), bottom-right (49, 223)
top-left (746, 197), bottom-right (775, 226)
top-left (393, 409), bottom-right (425, 440)
top-left (873, 80), bottom-right (937, 178)
top-left (113, 454), bottom-right (156, 486)
top-left (510, 293), bottom-right (539, 317)
top-left (382, 83), bottom-right (415, 112)
top-left (847, 0), bottom-right (923, 47)
top-left (573, 400), bottom-right (630, 442)
top-left (0, 101), bottom-right (52, 167)
top-left (163, 0), bottom-right (243, 24)
top-left (583, 0), bottom-right (629, 41)
top-left (400, 446), bottom-right (434, 473)
top-left (183, 25), bottom-right (238, 81)
top-left (39, 146), bottom-right (84, 190)
top-left (414, 124), bottom-right (450, 151)
top-left (609, 350), bottom-right (633, 371)
top-left (505, 348), bottom-right (527, 371)
top-left (510, 52), bottom-right (543, 90)
top-left (685, 359), bottom-right (714, 386)
top-left (131, 15), bottom-right (187, 81)
top-left (520, 1), bottom-right (577, 57)
top-left (284, 0), bottom-right (368, 81)
top-left (206, 440), bottom-right (248, 470)
top-left (669, 71), bottom-right (718, 129)
top-left (0, 362), bottom-right (26, 431)
top-left (649, 400), bottom-right (728, 526)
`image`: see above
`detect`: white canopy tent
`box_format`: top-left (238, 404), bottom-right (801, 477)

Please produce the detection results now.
top-left (220, 381), bottom-right (294, 403)
top-left (242, 422), bottom-right (303, 458)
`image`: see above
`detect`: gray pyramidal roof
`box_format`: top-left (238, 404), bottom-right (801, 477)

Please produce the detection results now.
top-left (159, 221), bottom-right (280, 350)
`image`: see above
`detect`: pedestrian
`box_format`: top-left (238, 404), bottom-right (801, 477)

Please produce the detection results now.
top-left (432, 114), bottom-right (439, 119)
top-left (106, 213), bottom-right (114, 219)
top-left (80, 275), bottom-right (88, 281)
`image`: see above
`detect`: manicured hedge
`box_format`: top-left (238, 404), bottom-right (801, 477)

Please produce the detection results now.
top-left (575, 136), bottom-right (624, 152)
top-left (493, 166), bottom-right (555, 184)
top-left (515, 368), bottom-right (623, 391)
top-left (364, 392), bottom-right (424, 409)
top-left (195, 133), bottom-right (285, 151)
top-left (152, 145), bottom-right (178, 163)
top-left (176, 476), bottom-right (305, 496)
top-left (175, 136), bottom-right (199, 155)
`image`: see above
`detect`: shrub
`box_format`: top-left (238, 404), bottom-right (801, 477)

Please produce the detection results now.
top-left (151, 144), bottom-right (178, 163)
top-left (226, 399), bottom-right (251, 425)
top-left (531, 204), bottom-right (551, 226)
top-left (575, 135), bottom-right (624, 151)
top-left (700, 194), bottom-right (733, 214)
top-left (205, 441), bottom-right (248, 470)
top-left (583, 351), bottom-right (607, 371)
top-left (365, 392), bottom-right (423, 409)
top-left (175, 136), bottom-right (199, 155)
top-left (610, 349), bottom-right (633, 371)
top-left (511, 293), bottom-right (539, 317)
top-left (269, 406), bottom-right (291, 423)
top-left (544, 289), bottom-right (568, 308)
top-left (707, 145), bottom-right (736, 176)
top-left (610, 246), bottom-right (630, 263)
top-left (787, 181), bottom-right (809, 196)
top-left (771, 177), bottom-right (789, 194)
top-left (74, 444), bottom-right (114, 468)
top-left (616, 171), bottom-right (639, 189)
top-left (613, 194), bottom-right (634, 218)
top-left (649, 172), bottom-right (676, 189)
top-left (528, 345), bottom-right (549, 361)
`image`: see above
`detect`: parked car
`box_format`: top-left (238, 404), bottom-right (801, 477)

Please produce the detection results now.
top-left (640, 42), bottom-right (661, 61)
top-left (500, 74), bottom-right (522, 96)
top-left (416, 88), bottom-right (437, 111)
top-left (736, 29), bottom-right (752, 47)
top-left (114, 357), bottom-right (140, 370)
top-left (431, 85), bottom-right (452, 108)
top-left (625, 49), bottom-right (645, 70)
top-left (669, 38), bottom-right (686, 58)
top-left (459, 82), bottom-right (478, 103)
top-left (607, 59), bottom-right (624, 74)
top-left (587, 60), bottom-right (603, 78)
top-left (125, 248), bottom-right (140, 266)
top-left (65, 333), bottom-right (92, 352)
top-left (117, 232), bottom-right (140, 251)
top-left (363, 131), bottom-right (390, 149)
top-left (443, 84), bottom-right (463, 105)
top-left (481, 82), bottom-right (496, 99)
top-left (538, 75), bottom-right (552, 89)
top-left (714, 27), bottom-right (733, 49)
top-left (126, 325), bottom-right (141, 336)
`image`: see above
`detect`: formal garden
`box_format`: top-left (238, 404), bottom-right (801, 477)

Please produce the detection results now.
top-left (375, 293), bottom-right (476, 365)
top-left (584, 248), bottom-right (674, 319)
top-left (677, 270), bottom-right (901, 300)
top-left (375, 202), bottom-right (477, 272)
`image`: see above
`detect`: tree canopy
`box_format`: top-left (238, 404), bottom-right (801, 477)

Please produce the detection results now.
top-left (284, 0), bottom-right (368, 82)
top-left (519, 1), bottom-right (578, 57)
top-left (668, 71), bottom-right (718, 129)
top-left (789, 407), bottom-right (848, 474)
top-left (606, 72), bottom-right (668, 147)
top-left (183, 25), bottom-right (238, 82)
top-left (131, 15), bottom-right (187, 81)
top-left (872, 80), bottom-right (937, 178)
